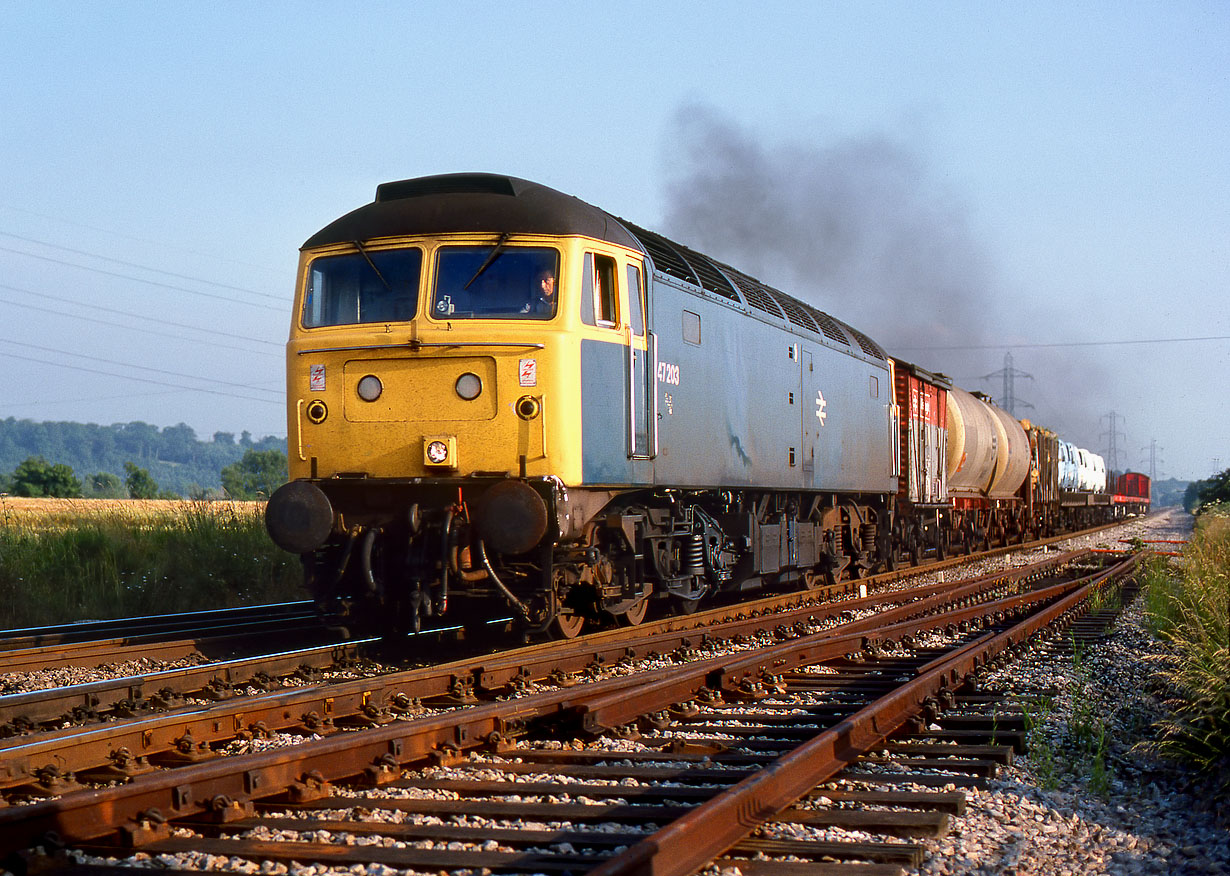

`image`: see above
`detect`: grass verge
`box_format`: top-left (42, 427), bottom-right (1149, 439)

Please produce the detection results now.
top-left (1140, 507), bottom-right (1230, 800)
top-left (0, 499), bottom-right (301, 628)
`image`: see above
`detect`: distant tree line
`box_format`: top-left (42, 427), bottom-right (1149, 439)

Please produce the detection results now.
top-left (1184, 469), bottom-right (1230, 514)
top-left (1151, 477), bottom-right (1193, 509)
top-left (0, 418), bottom-right (287, 499)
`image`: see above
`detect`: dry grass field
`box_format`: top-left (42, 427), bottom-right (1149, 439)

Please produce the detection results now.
top-left (0, 496), bottom-right (264, 529)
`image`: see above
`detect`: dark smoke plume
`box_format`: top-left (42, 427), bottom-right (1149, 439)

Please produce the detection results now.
top-left (660, 104), bottom-right (998, 363)
top-left (658, 105), bottom-right (1118, 455)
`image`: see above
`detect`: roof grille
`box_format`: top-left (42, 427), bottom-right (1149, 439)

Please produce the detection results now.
top-left (621, 222), bottom-right (699, 287)
top-left (376, 175), bottom-right (516, 201)
top-left (678, 248), bottom-right (741, 303)
top-left (845, 324), bottom-right (887, 359)
top-left (616, 218), bottom-right (881, 358)
top-left (621, 223), bottom-right (740, 302)
top-left (732, 276), bottom-right (784, 318)
top-left (765, 289), bottom-right (819, 333)
top-left (802, 304), bottom-right (853, 346)
top-left (716, 264), bottom-right (785, 319)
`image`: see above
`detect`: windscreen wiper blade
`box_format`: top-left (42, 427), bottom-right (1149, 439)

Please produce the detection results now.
top-left (353, 240), bottom-right (392, 291)
top-left (463, 232), bottom-right (511, 290)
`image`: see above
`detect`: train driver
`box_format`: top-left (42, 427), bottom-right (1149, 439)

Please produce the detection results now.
top-left (521, 268), bottom-right (558, 317)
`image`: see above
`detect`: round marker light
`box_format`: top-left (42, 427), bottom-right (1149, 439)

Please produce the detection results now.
top-left (357, 375), bottom-right (383, 402)
top-left (426, 440), bottom-right (449, 464)
top-left (516, 396), bottom-right (541, 420)
top-left (455, 372), bottom-right (482, 401)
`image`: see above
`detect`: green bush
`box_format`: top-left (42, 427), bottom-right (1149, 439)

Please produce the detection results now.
top-left (0, 503), bottom-right (303, 628)
top-left (1141, 513), bottom-right (1230, 800)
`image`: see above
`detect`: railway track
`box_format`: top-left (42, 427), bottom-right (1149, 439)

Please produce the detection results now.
top-left (0, 602), bottom-right (333, 675)
top-left (0, 544), bottom-right (1095, 792)
top-left (0, 541), bottom-right (1145, 875)
top-left (0, 519), bottom-right (1125, 681)
top-left (0, 602), bottom-right (320, 652)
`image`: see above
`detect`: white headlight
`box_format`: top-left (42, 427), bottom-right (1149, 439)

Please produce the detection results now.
top-left (455, 372), bottom-right (482, 400)
top-left (357, 374), bottom-right (383, 402)
top-left (426, 440), bottom-right (449, 464)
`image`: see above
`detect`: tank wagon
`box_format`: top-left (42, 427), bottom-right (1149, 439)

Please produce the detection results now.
top-left (887, 363), bottom-right (1145, 559)
top-left (265, 173), bottom-right (898, 636)
top-left (266, 173), bottom-right (1149, 637)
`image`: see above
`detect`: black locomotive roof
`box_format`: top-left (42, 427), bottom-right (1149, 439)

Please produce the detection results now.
top-left (303, 173), bottom-right (887, 362)
top-left (301, 173), bottom-right (641, 251)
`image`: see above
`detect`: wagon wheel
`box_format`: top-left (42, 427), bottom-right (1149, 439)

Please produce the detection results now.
top-left (552, 612), bottom-right (585, 639)
top-left (618, 597), bottom-right (650, 626)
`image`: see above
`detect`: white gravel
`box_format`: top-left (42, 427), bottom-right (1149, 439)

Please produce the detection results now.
top-left (900, 508), bottom-right (1230, 876)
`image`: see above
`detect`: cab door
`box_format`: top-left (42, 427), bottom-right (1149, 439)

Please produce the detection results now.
top-left (626, 263), bottom-right (655, 459)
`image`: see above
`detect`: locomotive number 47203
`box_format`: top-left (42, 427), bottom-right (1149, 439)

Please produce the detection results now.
top-left (657, 361), bottom-right (681, 386)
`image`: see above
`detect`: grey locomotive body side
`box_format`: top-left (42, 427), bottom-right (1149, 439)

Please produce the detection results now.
top-left (582, 267), bottom-right (897, 498)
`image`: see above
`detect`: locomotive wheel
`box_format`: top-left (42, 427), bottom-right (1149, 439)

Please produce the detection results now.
top-left (553, 612), bottom-right (585, 639)
top-left (618, 598), bottom-right (650, 626)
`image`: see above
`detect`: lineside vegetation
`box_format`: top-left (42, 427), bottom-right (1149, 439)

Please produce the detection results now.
top-left (0, 498), bottom-right (302, 628)
top-left (1142, 504), bottom-right (1230, 801)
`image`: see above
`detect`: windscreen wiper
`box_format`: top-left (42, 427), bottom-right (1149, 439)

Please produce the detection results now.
top-left (463, 232), bottom-right (511, 290)
top-left (353, 239), bottom-right (392, 291)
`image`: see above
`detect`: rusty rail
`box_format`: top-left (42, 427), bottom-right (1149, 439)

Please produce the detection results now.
top-left (0, 552), bottom-right (1138, 861)
top-left (586, 553), bottom-right (1140, 876)
top-left (0, 551), bottom-right (1087, 791)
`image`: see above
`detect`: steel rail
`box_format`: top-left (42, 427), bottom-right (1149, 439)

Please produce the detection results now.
top-left (585, 553), bottom-right (1141, 876)
top-left (570, 556), bottom-right (1122, 735)
top-left (0, 602), bottom-right (317, 652)
top-left (547, 515), bottom-right (1124, 647)
top-left (0, 553), bottom-right (1136, 857)
top-left (0, 551), bottom-right (1091, 789)
top-left (0, 620), bottom-right (341, 674)
top-left (0, 640), bottom-right (367, 732)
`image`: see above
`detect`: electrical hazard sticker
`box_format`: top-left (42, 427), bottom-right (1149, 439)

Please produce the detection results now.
top-left (310, 364), bottom-right (326, 392)
top-left (518, 358), bottom-right (537, 387)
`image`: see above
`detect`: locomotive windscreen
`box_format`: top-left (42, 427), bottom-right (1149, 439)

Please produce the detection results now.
top-left (303, 247), bottom-right (422, 327)
top-left (431, 246), bottom-right (560, 320)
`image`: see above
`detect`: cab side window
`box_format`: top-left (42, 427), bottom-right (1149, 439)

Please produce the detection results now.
top-left (627, 264), bottom-right (645, 337)
top-left (581, 252), bottom-right (619, 327)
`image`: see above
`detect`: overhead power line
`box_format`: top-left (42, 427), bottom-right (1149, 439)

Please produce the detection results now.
top-left (0, 244), bottom-right (284, 311)
top-left (0, 338), bottom-right (281, 397)
top-left (0, 230), bottom-right (282, 300)
top-left (0, 202), bottom-right (283, 275)
top-left (0, 281), bottom-right (280, 347)
top-left (0, 292), bottom-right (280, 358)
top-left (0, 349), bottom-right (283, 405)
top-left (896, 335), bottom-right (1230, 352)
top-left (5, 387), bottom-right (184, 409)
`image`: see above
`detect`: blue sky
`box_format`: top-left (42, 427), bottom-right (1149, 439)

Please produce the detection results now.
top-left (1, 2), bottom-right (1226, 479)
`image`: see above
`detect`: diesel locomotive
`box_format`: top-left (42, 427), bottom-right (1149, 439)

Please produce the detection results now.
top-left (264, 173), bottom-right (1148, 637)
